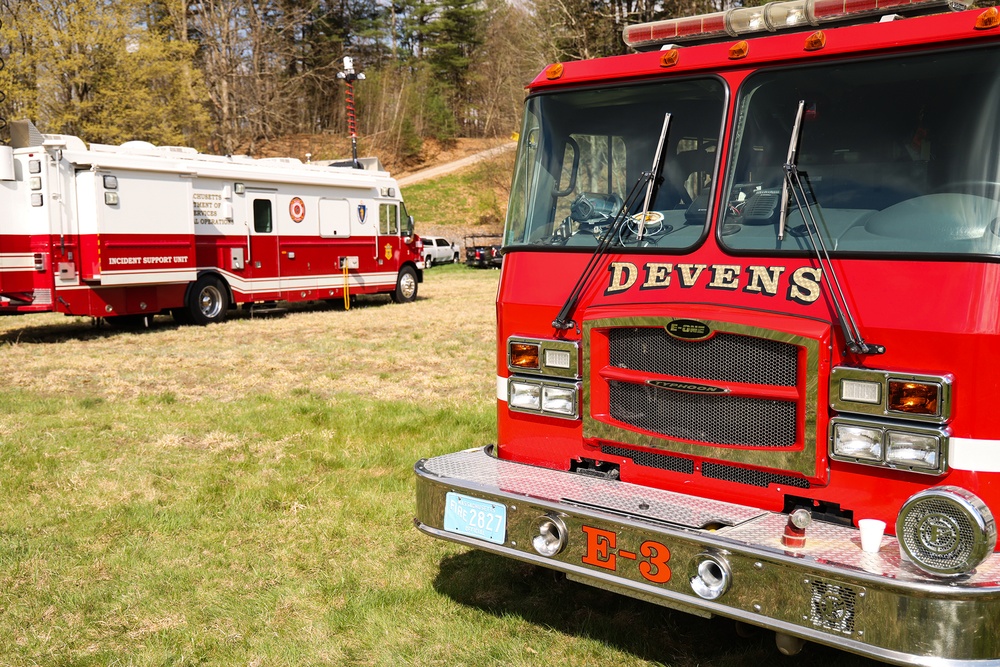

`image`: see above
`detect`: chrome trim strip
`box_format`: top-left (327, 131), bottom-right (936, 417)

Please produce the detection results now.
top-left (583, 316), bottom-right (820, 478)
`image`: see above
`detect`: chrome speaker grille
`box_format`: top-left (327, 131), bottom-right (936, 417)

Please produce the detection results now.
top-left (609, 380), bottom-right (796, 447)
top-left (608, 327), bottom-right (798, 387)
top-left (897, 486), bottom-right (997, 576)
top-left (809, 580), bottom-right (857, 635)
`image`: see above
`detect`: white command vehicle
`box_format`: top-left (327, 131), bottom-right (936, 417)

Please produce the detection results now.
top-left (0, 121), bottom-right (423, 325)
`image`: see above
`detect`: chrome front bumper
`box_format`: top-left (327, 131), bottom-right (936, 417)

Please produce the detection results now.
top-left (415, 447), bottom-right (1000, 666)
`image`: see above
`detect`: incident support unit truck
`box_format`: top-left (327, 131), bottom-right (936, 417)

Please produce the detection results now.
top-left (0, 121), bottom-right (422, 325)
top-left (415, 2), bottom-right (1000, 663)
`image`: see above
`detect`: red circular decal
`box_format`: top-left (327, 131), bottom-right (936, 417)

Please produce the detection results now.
top-left (289, 197), bottom-right (306, 222)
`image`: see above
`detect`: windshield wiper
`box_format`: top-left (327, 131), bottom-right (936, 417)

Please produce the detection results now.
top-left (781, 100), bottom-right (885, 356)
top-left (552, 113), bottom-right (672, 331)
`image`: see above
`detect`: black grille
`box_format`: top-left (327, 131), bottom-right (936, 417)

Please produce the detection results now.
top-left (701, 461), bottom-right (809, 489)
top-left (608, 327), bottom-right (798, 387)
top-left (609, 381), bottom-right (796, 447)
top-left (601, 445), bottom-right (695, 474)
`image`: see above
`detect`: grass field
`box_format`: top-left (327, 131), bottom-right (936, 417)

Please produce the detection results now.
top-left (0, 264), bottom-right (880, 666)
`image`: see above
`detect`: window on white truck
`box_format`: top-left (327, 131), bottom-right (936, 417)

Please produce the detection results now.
top-left (253, 199), bottom-right (272, 233)
top-left (380, 203), bottom-right (398, 234)
top-left (504, 78), bottom-right (726, 251)
top-left (722, 45), bottom-right (1000, 256)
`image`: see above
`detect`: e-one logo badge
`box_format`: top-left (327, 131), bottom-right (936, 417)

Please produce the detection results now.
top-left (666, 319), bottom-right (711, 341)
top-left (647, 380), bottom-right (729, 394)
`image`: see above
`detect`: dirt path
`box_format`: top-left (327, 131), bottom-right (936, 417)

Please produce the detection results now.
top-left (397, 142), bottom-right (516, 186)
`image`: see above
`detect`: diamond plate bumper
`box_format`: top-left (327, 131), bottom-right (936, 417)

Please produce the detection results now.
top-left (415, 447), bottom-right (1000, 666)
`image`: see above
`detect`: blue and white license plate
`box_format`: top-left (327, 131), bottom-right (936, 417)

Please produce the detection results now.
top-left (443, 492), bottom-right (507, 545)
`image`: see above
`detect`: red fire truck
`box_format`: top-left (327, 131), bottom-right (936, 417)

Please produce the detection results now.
top-left (416, 1), bottom-right (1000, 663)
top-left (0, 121), bottom-right (422, 325)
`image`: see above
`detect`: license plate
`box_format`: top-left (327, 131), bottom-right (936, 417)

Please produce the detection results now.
top-left (443, 493), bottom-right (507, 545)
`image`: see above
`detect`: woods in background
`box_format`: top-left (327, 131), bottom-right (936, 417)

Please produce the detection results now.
top-left (0, 0), bottom-right (724, 159)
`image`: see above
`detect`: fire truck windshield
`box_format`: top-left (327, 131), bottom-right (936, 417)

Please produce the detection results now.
top-left (723, 45), bottom-right (1000, 256)
top-left (504, 79), bottom-right (726, 250)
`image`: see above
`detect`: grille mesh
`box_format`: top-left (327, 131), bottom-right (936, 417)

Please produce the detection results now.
top-left (609, 327), bottom-right (798, 387)
top-left (810, 581), bottom-right (857, 635)
top-left (609, 380), bottom-right (796, 447)
top-left (601, 445), bottom-right (695, 474)
top-left (701, 461), bottom-right (809, 489)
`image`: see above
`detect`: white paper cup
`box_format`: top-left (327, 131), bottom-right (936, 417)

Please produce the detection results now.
top-left (858, 519), bottom-right (886, 553)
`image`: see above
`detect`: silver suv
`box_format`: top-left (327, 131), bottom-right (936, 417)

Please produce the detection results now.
top-left (421, 236), bottom-right (459, 267)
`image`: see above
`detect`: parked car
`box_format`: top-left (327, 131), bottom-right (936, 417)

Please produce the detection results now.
top-left (464, 235), bottom-right (503, 269)
top-left (421, 236), bottom-right (459, 267)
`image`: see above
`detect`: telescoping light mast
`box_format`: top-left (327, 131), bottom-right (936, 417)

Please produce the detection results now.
top-left (336, 56), bottom-right (366, 169)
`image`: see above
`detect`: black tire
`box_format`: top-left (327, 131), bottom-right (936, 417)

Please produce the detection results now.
top-left (453, 252), bottom-right (460, 263)
top-left (187, 275), bottom-right (229, 325)
top-left (171, 308), bottom-right (193, 324)
top-left (424, 254), bottom-right (433, 268)
top-left (391, 266), bottom-right (418, 303)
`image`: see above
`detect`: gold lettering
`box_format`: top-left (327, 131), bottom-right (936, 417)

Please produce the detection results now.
top-left (642, 263), bottom-right (672, 289)
top-left (708, 264), bottom-right (741, 290)
top-left (788, 267), bottom-right (823, 304)
top-left (606, 262), bottom-right (638, 294)
top-left (676, 264), bottom-right (706, 287)
top-left (745, 265), bottom-right (785, 296)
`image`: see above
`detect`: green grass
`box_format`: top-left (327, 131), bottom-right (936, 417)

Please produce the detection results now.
top-left (0, 266), bottom-right (880, 665)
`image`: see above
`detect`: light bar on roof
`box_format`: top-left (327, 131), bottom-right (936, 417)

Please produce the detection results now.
top-left (623, 0), bottom-right (973, 50)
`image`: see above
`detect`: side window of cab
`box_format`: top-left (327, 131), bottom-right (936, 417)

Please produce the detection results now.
top-left (380, 203), bottom-right (399, 234)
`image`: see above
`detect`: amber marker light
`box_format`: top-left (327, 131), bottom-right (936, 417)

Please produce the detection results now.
top-left (887, 380), bottom-right (940, 416)
top-left (510, 342), bottom-right (541, 370)
top-left (660, 49), bottom-right (680, 67)
top-left (729, 41), bottom-right (749, 59)
top-left (976, 7), bottom-right (1000, 29)
top-left (545, 63), bottom-right (564, 80)
top-left (804, 31), bottom-right (826, 51)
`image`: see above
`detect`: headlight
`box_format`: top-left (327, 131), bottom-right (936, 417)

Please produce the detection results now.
top-left (886, 431), bottom-right (940, 470)
top-left (830, 368), bottom-right (951, 423)
top-left (542, 385), bottom-right (577, 417)
top-left (507, 336), bottom-right (579, 378)
top-left (830, 418), bottom-right (947, 475)
top-left (833, 423), bottom-right (882, 461)
top-left (508, 379), bottom-right (579, 420)
top-left (509, 381), bottom-right (541, 411)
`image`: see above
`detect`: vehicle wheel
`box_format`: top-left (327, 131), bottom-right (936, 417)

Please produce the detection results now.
top-left (424, 254), bottom-right (433, 268)
top-left (187, 275), bottom-right (228, 325)
top-left (453, 252), bottom-right (460, 263)
top-left (171, 308), bottom-right (193, 324)
top-left (391, 266), bottom-right (418, 303)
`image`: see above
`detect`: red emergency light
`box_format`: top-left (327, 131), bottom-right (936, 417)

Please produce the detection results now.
top-left (623, 0), bottom-right (973, 49)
